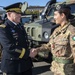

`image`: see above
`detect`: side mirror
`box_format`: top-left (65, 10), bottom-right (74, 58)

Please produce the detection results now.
top-left (21, 2), bottom-right (28, 13)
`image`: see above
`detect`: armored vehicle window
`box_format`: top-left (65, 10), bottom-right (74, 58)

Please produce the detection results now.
top-left (21, 17), bottom-right (31, 24)
top-left (70, 4), bottom-right (75, 14)
top-left (47, 8), bottom-right (54, 16)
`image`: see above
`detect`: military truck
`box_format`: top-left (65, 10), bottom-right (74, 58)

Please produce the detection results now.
top-left (24, 0), bottom-right (75, 61)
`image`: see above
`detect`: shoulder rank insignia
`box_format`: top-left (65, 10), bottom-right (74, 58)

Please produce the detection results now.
top-left (72, 36), bottom-right (75, 41)
top-left (0, 24), bottom-right (6, 28)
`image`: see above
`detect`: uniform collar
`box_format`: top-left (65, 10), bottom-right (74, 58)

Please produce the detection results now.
top-left (57, 22), bottom-right (70, 34)
top-left (61, 22), bottom-right (70, 30)
top-left (4, 19), bottom-right (18, 28)
top-left (11, 21), bottom-right (17, 25)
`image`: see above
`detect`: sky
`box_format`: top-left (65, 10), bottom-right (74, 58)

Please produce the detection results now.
top-left (0, 0), bottom-right (66, 7)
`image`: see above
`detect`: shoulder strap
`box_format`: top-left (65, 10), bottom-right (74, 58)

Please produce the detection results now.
top-left (0, 24), bottom-right (6, 28)
top-left (65, 30), bottom-right (70, 36)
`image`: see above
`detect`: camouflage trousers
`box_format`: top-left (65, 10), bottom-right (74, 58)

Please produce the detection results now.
top-left (50, 61), bottom-right (75, 75)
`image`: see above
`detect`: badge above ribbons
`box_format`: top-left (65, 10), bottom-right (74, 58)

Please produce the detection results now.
top-left (21, 2), bottom-right (28, 13)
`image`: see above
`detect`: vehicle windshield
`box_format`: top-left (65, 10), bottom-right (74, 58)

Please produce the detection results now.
top-left (70, 4), bottom-right (75, 14)
top-left (21, 17), bottom-right (31, 24)
top-left (47, 8), bottom-right (54, 16)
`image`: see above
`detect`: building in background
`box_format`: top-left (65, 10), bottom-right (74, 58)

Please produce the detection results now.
top-left (28, 6), bottom-right (45, 13)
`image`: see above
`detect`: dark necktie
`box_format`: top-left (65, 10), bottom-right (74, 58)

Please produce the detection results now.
top-left (16, 24), bottom-right (23, 30)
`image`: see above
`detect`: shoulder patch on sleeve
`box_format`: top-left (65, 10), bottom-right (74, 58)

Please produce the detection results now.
top-left (0, 24), bottom-right (6, 28)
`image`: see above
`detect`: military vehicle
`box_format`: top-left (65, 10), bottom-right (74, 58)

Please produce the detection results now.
top-left (24, 0), bottom-right (57, 60)
top-left (24, 0), bottom-right (75, 61)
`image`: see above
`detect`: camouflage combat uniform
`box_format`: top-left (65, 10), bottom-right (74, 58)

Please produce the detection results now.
top-left (36, 22), bottom-right (75, 75)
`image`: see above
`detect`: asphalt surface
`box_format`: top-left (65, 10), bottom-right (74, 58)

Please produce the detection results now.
top-left (0, 61), bottom-right (54, 75)
top-left (32, 61), bottom-right (54, 75)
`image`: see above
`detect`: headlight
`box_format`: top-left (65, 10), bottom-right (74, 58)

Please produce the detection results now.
top-left (43, 32), bottom-right (49, 39)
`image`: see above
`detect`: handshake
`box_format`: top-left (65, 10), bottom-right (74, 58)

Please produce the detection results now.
top-left (29, 48), bottom-right (38, 58)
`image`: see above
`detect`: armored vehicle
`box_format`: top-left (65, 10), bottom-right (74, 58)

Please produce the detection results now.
top-left (24, 0), bottom-right (75, 60)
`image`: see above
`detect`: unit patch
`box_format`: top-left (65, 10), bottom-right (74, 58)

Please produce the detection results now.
top-left (72, 36), bottom-right (75, 41)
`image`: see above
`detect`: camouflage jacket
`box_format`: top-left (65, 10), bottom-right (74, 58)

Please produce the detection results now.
top-left (37, 22), bottom-right (75, 59)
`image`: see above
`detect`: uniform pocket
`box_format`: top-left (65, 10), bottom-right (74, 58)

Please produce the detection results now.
top-left (5, 59), bottom-right (19, 73)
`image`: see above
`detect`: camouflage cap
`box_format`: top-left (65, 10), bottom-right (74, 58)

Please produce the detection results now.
top-left (54, 4), bottom-right (71, 11)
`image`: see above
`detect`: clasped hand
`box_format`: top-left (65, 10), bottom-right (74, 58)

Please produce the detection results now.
top-left (29, 48), bottom-right (37, 58)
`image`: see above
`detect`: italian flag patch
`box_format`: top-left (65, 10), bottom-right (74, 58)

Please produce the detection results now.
top-left (72, 36), bottom-right (75, 41)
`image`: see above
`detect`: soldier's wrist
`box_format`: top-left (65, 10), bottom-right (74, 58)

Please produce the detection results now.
top-left (36, 48), bottom-right (40, 53)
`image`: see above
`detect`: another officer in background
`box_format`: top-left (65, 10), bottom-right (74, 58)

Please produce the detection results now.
top-left (32, 4), bottom-right (75, 75)
top-left (0, 2), bottom-right (37, 75)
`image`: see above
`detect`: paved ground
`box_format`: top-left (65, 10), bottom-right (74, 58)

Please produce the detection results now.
top-left (32, 61), bottom-right (54, 75)
top-left (0, 61), bottom-right (54, 75)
